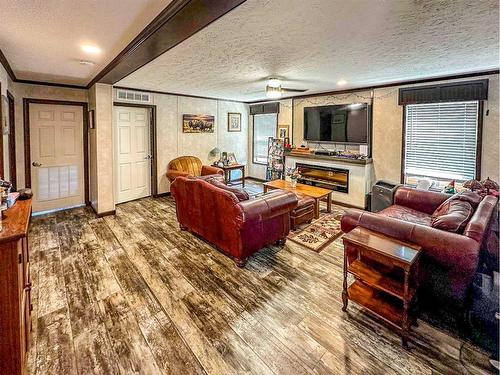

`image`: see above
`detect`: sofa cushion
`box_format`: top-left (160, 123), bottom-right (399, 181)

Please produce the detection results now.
top-left (379, 205), bottom-right (432, 226)
top-left (431, 200), bottom-right (474, 233)
top-left (206, 178), bottom-right (250, 202)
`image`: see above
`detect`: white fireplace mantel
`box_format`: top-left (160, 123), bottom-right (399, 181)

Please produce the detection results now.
top-left (284, 155), bottom-right (374, 208)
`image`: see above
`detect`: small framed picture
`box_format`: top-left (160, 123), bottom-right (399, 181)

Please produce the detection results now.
top-left (277, 124), bottom-right (289, 139)
top-left (227, 112), bottom-right (241, 132)
top-left (227, 152), bottom-right (238, 165)
top-left (88, 109), bottom-right (95, 129)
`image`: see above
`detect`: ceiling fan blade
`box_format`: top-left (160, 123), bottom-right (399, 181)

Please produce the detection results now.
top-left (281, 87), bottom-right (308, 93)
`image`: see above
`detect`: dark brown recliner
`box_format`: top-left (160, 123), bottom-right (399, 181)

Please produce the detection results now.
top-left (166, 156), bottom-right (223, 183)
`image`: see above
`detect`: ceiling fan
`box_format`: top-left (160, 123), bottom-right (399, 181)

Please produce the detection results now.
top-left (265, 78), bottom-right (307, 98)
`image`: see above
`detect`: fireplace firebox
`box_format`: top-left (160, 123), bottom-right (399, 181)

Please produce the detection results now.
top-left (296, 163), bottom-right (349, 193)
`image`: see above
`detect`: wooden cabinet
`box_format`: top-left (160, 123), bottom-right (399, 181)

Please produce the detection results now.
top-left (0, 199), bottom-right (32, 375)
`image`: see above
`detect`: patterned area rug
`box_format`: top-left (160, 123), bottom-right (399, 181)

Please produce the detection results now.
top-left (288, 206), bottom-right (346, 252)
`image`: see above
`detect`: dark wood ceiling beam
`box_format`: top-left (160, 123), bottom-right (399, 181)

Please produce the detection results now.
top-left (86, 0), bottom-right (247, 88)
top-left (0, 48), bottom-right (17, 81)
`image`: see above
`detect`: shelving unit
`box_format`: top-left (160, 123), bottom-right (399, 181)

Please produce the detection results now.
top-left (342, 227), bottom-right (422, 348)
top-left (266, 137), bottom-right (284, 181)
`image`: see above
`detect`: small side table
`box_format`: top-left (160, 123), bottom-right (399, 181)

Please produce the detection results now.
top-left (216, 164), bottom-right (245, 187)
top-left (342, 227), bottom-right (422, 348)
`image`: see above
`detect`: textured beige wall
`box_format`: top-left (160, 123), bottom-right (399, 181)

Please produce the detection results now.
top-left (292, 91), bottom-right (372, 147)
top-left (154, 93), bottom-right (178, 194)
top-left (481, 75), bottom-right (499, 182)
top-left (0, 67), bottom-right (10, 180)
top-left (372, 74), bottom-right (499, 183)
top-left (93, 83), bottom-right (114, 213)
top-left (10, 82), bottom-right (88, 189)
top-left (288, 75), bottom-right (499, 185)
top-left (116, 91), bottom-right (250, 194)
top-left (88, 86), bottom-right (98, 210)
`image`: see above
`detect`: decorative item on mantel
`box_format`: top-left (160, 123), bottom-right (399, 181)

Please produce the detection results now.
top-left (481, 177), bottom-right (500, 195)
top-left (463, 179), bottom-right (483, 192)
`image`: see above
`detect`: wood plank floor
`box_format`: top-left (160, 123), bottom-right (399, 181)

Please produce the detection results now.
top-left (27, 194), bottom-right (495, 374)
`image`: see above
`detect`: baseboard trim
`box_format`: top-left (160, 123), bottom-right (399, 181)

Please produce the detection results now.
top-left (96, 210), bottom-right (116, 218)
top-left (90, 204), bottom-right (116, 218)
top-left (246, 177), bottom-right (267, 183)
top-left (153, 192), bottom-right (171, 198)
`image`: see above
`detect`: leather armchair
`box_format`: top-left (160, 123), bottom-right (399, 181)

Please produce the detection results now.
top-left (341, 186), bottom-right (498, 309)
top-left (166, 156), bottom-right (223, 183)
top-left (171, 176), bottom-right (298, 266)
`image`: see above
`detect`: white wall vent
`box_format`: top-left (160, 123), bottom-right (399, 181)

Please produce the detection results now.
top-left (115, 89), bottom-right (152, 104)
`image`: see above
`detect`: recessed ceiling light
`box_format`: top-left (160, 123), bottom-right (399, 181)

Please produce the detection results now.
top-left (81, 44), bottom-right (101, 54)
top-left (337, 79), bottom-right (347, 86)
top-left (79, 60), bottom-right (96, 66)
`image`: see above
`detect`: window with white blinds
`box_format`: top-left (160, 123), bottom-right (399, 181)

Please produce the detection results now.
top-left (404, 101), bottom-right (479, 184)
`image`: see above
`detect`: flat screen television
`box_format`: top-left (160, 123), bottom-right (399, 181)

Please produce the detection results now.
top-left (303, 104), bottom-right (370, 144)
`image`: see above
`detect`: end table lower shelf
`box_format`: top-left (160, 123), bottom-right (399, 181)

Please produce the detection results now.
top-left (342, 227), bottom-right (422, 348)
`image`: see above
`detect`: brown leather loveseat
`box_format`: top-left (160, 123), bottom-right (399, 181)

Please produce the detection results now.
top-left (171, 176), bottom-right (298, 267)
top-left (341, 187), bottom-right (498, 311)
top-left (166, 156), bottom-right (223, 182)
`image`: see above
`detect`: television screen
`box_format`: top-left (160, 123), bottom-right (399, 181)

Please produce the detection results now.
top-left (304, 104), bottom-right (369, 144)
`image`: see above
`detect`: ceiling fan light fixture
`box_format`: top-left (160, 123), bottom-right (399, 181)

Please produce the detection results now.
top-left (266, 85), bottom-right (282, 98)
top-left (267, 78), bottom-right (281, 88)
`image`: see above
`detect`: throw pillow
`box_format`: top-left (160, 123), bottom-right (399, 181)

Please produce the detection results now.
top-left (433, 190), bottom-right (482, 216)
top-left (206, 178), bottom-right (250, 202)
top-left (431, 200), bottom-right (473, 233)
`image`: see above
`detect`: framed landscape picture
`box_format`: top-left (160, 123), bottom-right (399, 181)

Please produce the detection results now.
top-left (183, 114), bottom-right (215, 133)
top-left (227, 112), bottom-right (241, 132)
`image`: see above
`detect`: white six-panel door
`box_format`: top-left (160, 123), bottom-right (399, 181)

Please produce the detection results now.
top-left (30, 104), bottom-right (85, 213)
top-left (114, 106), bottom-right (151, 203)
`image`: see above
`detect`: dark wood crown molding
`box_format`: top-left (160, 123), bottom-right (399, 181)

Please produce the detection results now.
top-left (245, 69), bottom-right (500, 104)
top-left (0, 48), bottom-right (16, 81)
top-left (15, 79), bottom-right (86, 90)
top-left (86, 0), bottom-right (247, 88)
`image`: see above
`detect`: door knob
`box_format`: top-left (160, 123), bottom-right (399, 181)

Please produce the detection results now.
top-left (32, 162), bottom-right (42, 167)
top-left (144, 155), bottom-right (152, 160)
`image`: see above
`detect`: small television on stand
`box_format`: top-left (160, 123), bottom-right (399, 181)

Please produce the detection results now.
top-left (304, 103), bottom-right (371, 145)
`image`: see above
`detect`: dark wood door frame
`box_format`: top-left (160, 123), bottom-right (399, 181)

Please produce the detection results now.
top-left (113, 102), bottom-right (158, 198)
top-left (7, 91), bottom-right (16, 190)
top-left (23, 98), bottom-right (90, 205)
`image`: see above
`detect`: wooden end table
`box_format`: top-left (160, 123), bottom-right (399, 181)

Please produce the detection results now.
top-left (262, 179), bottom-right (332, 219)
top-left (341, 227), bottom-right (422, 348)
top-left (216, 164), bottom-right (245, 187)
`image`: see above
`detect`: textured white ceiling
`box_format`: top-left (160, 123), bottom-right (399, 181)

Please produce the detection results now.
top-left (0, 0), bottom-right (171, 85)
top-left (119, 0), bottom-right (499, 101)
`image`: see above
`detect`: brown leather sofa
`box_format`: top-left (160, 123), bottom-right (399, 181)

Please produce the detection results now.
top-left (341, 186), bottom-right (498, 310)
top-left (171, 176), bottom-right (298, 267)
top-left (166, 156), bottom-right (223, 182)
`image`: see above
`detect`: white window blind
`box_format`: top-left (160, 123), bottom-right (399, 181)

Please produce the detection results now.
top-left (253, 113), bottom-right (277, 164)
top-left (404, 101), bottom-right (479, 183)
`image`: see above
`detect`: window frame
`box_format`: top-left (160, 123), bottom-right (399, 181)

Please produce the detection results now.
top-left (252, 113), bottom-right (278, 165)
top-left (400, 100), bottom-right (483, 185)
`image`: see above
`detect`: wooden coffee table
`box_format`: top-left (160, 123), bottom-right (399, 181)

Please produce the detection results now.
top-left (342, 227), bottom-right (422, 348)
top-left (262, 179), bottom-right (332, 218)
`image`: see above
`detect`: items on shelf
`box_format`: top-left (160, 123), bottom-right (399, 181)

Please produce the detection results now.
top-left (266, 137), bottom-right (285, 181)
top-left (213, 150), bottom-right (239, 167)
